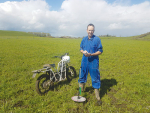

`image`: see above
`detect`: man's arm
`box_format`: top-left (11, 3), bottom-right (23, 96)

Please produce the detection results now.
top-left (80, 50), bottom-right (84, 54)
top-left (81, 50), bottom-right (102, 57)
top-left (80, 50), bottom-right (88, 54)
top-left (91, 51), bottom-right (102, 56)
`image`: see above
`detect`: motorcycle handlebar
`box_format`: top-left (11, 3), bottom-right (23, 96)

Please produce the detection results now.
top-left (53, 53), bottom-right (69, 59)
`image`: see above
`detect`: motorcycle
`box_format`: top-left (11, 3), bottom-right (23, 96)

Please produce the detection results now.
top-left (32, 53), bottom-right (76, 95)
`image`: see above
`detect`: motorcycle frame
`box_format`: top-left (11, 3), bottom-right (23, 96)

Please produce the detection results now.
top-left (32, 55), bottom-right (70, 82)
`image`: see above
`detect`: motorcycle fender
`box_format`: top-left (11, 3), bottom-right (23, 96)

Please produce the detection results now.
top-left (32, 73), bottom-right (37, 78)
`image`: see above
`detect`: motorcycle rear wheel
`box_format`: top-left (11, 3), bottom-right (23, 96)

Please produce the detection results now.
top-left (36, 74), bottom-right (54, 95)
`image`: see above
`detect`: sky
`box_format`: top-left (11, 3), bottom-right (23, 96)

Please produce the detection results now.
top-left (0, 0), bottom-right (150, 37)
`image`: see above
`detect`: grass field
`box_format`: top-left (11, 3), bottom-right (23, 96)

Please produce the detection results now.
top-left (0, 31), bottom-right (150, 112)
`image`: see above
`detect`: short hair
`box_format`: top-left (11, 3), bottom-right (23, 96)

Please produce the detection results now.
top-left (87, 24), bottom-right (95, 29)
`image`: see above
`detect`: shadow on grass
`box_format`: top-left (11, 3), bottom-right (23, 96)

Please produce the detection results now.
top-left (85, 78), bottom-right (117, 98)
top-left (54, 67), bottom-right (78, 91)
top-left (100, 78), bottom-right (118, 98)
top-left (36, 67), bottom-right (77, 95)
top-left (39, 77), bottom-right (77, 96)
top-left (48, 67), bottom-right (78, 92)
top-left (53, 77), bottom-right (76, 91)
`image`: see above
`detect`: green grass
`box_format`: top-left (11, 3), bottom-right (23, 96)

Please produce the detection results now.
top-left (0, 31), bottom-right (150, 112)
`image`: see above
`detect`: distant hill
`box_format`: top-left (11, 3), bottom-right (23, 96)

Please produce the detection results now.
top-left (0, 30), bottom-right (35, 36)
top-left (133, 32), bottom-right (150, 40)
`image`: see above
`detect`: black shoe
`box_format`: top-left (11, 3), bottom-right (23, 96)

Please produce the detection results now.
top-left (96, 100), bottom-right (102, 106)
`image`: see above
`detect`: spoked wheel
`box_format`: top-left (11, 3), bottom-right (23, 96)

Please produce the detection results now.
top-left (66, 66), bottom-right (76, 81)
top-left (36, 74), bottom-right (54, 95)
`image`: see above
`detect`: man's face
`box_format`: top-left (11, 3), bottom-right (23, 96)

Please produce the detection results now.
top-left (87, 26), bottom-right (95, 38)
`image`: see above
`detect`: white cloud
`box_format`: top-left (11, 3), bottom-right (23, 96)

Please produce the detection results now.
top-left (0, 0), bottom-right (150, 37)
top-left (108, 23), bottom-right (130, 30)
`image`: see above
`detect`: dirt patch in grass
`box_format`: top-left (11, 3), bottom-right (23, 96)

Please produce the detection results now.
top-left (12, 101), bottom-right (24, 107)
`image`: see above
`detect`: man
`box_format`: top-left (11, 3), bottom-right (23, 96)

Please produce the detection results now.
top-left (79, 24), bottom-right (103, 105)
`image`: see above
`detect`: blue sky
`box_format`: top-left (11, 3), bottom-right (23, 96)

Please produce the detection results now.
top-left (0, 0), bottom-right (150, 37)
top-left (0, 0), bottom-right (65, 10)
top-left (106, 0), bottom-right (148, 5)
top-left (0, 0), bottom-right (148, 10)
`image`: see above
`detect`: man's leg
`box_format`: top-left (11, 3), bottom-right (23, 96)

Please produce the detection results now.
top-left (95, 88), bottom-right (102, 105)
top-left (95, 89), bottom-right (100, 100)
top-left (79, 83), bottom-right (85, 92)
top-left (89, 68), bottom-right (102, 105)
top-left (78, 66), bottom-right (88, 92)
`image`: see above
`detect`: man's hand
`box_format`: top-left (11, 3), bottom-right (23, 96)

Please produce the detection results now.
top-left (82, 50), bottom-right (91, 57)
top-left (85, 52), bottom-right (91, 57)
top-left (82, 50), bottom-right (88, 54)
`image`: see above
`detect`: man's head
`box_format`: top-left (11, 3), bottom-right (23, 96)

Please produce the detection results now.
top-left (87, 24), bottom-right (95, 39)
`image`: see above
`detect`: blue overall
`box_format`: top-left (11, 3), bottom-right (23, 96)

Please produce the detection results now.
top-left (79, 35), bottom-right (103, 89)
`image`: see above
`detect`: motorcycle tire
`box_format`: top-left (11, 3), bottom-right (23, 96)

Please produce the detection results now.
top-left (36, 74), bottom-right (54, 95)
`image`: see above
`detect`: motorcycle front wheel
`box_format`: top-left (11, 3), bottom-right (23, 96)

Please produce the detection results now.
top-left (36, 74), bottom-right (54, 95)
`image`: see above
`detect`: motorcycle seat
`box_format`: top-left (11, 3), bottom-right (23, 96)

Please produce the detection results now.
top-left (43, 64), bottom-right (55, 68)
top-left (50, 64), bottom-right (55, 67)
